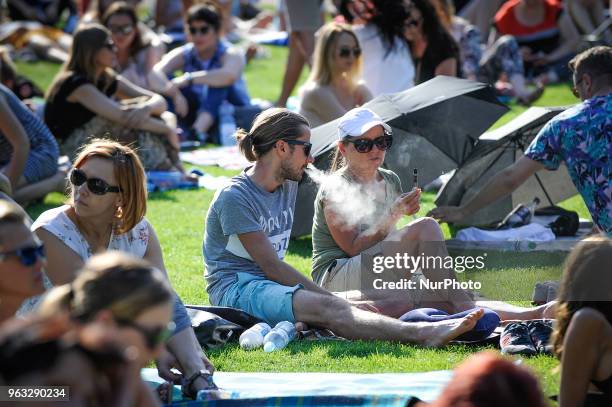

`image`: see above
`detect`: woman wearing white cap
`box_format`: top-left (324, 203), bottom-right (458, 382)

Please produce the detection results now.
top-left (311, 107), bottom-right (555, 320)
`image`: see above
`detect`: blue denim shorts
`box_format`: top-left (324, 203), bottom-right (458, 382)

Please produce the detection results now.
top-left (171, 293), bottom-right (192, 335)
top-left (218, 272), bottom-right (303, 326)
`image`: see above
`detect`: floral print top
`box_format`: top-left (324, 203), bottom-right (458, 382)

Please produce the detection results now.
top-left (32, 205), bottom-right (150, 258)
top-left (525, 94), bottom-right (612, 235)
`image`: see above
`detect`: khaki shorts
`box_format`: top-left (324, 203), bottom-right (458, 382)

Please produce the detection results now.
top-left (319, 242), bottom-right (383, 292)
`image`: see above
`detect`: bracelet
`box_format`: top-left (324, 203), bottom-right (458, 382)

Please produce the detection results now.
top-left (184, 72), bottom-right (193, 86)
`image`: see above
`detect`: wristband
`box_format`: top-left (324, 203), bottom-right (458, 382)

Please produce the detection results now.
top-left (184, 72), bottom-right (193, 86)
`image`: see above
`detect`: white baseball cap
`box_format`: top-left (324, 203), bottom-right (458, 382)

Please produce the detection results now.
top-left (337, 107), bottom-right (392, 140)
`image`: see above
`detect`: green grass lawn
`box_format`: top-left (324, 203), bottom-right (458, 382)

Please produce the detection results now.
top-left (20, 44), bottom-right (583, 400)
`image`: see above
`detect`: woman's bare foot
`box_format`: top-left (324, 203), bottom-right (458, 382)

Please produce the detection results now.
top-left (419, 308), bottom-right (485, 347)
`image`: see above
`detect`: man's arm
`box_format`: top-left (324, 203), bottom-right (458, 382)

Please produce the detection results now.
top-left (238, 231), bottom-right (331, 296)
top-left (173, 50), bottom-right (244, 88)
top-left (428, 156), bottom-right (545, 223)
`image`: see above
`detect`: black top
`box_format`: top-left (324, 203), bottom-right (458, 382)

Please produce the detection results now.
top-left (413, 39), bottom-right (461, 85)
top-left (44, 73), bottom-right (118, 141)
top-left (593, 376), bottom-right (612, 401)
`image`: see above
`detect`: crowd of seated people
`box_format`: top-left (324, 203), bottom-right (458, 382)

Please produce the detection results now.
top-left (1, 0), bottom-right (611, 404)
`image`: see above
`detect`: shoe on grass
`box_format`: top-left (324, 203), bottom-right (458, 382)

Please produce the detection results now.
top-left (500, 322), bottom-right (537, 356)
top-left (527, 319), bottom-right (554, 355)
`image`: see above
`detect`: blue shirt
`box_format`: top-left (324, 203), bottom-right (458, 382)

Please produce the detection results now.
top-left (524, 93), bottom-right (611, 234)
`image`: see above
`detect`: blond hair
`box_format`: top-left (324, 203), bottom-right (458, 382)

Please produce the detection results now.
top-left (308, 22), bottom-right (362, 87)
top-left (552, 237), bottom-right (612, 357)
top-left (70, 139), bottom-right (146, 234)
top-left (0, 200), bottom-right (28, 245)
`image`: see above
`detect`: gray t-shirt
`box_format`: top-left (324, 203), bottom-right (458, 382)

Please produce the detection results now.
top-left (203, 171), bottom-right (298, 305)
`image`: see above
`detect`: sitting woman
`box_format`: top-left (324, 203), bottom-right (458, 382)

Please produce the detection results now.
top-left (552, 237), bottom-right (612, 407)
top-left (29, 140), bottom-right (215, 399)
top-left (299, 22), bottom-right (372, 128)
top-left (431, 0), bottom-right (543, 105)
top-left (403, 0), bottom-right (461, 85)
top-left (151, 3), bottom-right (252, 141)
top-left (0, 84), bottom-right (65, 205)
top-left (44, 24), bottom-right (183, 172)
top-left (102, 2), bottom-right (163, 90)
top-left (1, 252), bottom-right (174, 406)
top-left (491, 0), bottom-right (581, 84)
top-left (312, 107), bottom-right (554, 321)
top-left (339, 0), bottom-right (415, 96)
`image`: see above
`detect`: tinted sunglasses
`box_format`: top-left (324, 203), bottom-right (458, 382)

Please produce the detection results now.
top-left (189, 25), bottom-right (211, 35)
top-left (109, 24), bottom-right (134, 35)
top-left (404, 18), bottom-right (420, 28)
top-left (339, 46), bottom-right (362, 59)
top-left (346, 134), bottom-right (393, 153)
top-left (0, 244), bottom-right (45, 266)
top-left (117, 319), bottom-right (173, 349)
top-left (284, 139), bottom-right (312, 156)
top-left (103, 40), bottom-right (117, 51)
top-left (571, 76), bottom-right (583, 98)
top-left (70, 168), bottom-right (121, 195)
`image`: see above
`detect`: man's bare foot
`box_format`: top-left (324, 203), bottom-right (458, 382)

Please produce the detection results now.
top-left (419, 308), bottom-right (485, 347)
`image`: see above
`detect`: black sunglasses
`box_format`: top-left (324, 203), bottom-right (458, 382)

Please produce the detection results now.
top-left (109, 24), bottom-right (134, 35)
top-left (0, 244), bottom-right (45, 266)
top-left (116, 319), bottom-right (173, 349)
top-left (346, 134), bottom-right (393, 153)
top-left (189, 25), bottom-right (211, 35)
top-left (70, 168), bottom-right (121, 195)
top-left (283, 139), bottom-right (312, 157)
top-left (339, 46), bottom-right (362, 59)
top-left (103, 40), bottom-right (117, 51)
top-left (404, 18), bottom-right (420, 28)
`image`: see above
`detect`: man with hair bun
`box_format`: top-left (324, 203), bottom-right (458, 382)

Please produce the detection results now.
top-left (203, 107), bottom-right (484, 347)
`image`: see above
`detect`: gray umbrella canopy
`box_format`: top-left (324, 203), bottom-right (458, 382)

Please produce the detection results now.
top-left (292, 76), bottom-right (508, 237)
top-left (435, 106), bottom-right (579, 227)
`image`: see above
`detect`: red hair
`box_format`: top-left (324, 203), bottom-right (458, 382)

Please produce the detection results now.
top-left (429, 352), bottom-right (547, 407)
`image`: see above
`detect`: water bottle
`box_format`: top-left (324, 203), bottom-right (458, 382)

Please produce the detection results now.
top-left (218, 101), bottom-right (237, 146)
top-left (498, 197), bottom-right (540, 229)
top-left (263, 321), bottom-right (296, 352)
top-left (239, 322), bottom-right (271, 350)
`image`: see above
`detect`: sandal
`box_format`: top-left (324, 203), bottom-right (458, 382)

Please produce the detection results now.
top-left (155, 381), bottom-right (174, 404)
top-left (181, 370), bottom-right (218, 400)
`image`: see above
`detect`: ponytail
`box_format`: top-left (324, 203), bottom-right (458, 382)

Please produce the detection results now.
top-left (236, 108), bottom-right (309, 162)
top-left (236, 128), bottom-right (257, 162)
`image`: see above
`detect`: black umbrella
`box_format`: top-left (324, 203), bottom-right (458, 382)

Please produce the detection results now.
top-left (435, 106), bottom-right (578, 226)
top-left (292, 76), bottom-right (508, 237)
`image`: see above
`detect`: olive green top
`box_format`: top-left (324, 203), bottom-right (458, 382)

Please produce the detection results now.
top-left (311, 167), bottom-right (403, 283)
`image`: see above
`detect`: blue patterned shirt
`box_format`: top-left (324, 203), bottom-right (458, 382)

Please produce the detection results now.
top-left (524, 93), bottom-right (612, 235)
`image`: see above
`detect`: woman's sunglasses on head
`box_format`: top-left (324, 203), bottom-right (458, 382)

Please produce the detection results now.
top-left (189, 25), bottom-right (211, 36)
top-left (116, 319), bottom-right (174, 349)
top-left (70, 168), bottom-right (121, 195)
top-left (346, 134), bottom-right (393, 153)
top-left (283, 139), bottom-right (312, 156)
top-left (108, 24), bottom-right (134, 36)
top-left (339, 47), bottom-right (362, 59)
top-left (0, 244), bottom-right (45, 266)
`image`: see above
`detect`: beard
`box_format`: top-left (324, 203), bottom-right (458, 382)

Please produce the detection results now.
top-left (279, 160), bottom-right (305, 182)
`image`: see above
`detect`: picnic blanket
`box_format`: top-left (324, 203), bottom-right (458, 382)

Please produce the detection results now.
top-left (180, 147), bottom-right (249, 170)
top-left (448, 216), bottom-right (594, 253)
top-left (141, 369), bottom-right (453, 405)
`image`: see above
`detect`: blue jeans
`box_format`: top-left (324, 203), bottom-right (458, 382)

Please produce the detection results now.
top-left (171, 292), bottom-right (191, 336)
